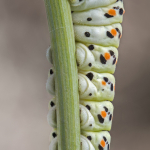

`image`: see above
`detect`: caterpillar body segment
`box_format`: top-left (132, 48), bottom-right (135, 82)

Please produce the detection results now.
top-left (74, 23), bottom-right (122, 48)
top-left (80, 101), bottom-right (114, 131)
top-left (72, 1), bottom-right (124, 26)
top-left (76, 43), bottom-right (118, 74)
top-left (70, 0), bottom-right (117, 11)
top-left (78, 72), bottom-right (115, 101)
top-left (81, 131), bottom-right (111, 150)
top-left (49, 130), bottom-right (110, 150)
top-left (46, 69), bottom-right (115, 101)
top-left (47, 102), bottom-right (113, 131)
top-left (46, 68), bottom-right (55, 95)
top-left (49, 130), bottom-right (95, 150)
top-left (46, 43), bottom-right (118, 74)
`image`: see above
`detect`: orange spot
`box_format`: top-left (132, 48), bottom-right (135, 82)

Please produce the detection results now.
top-left (123, 10), bottom-right (125, 14)
top-left (120, 34), bottom-right (122, 39)
top-left (101, 111), bottom-right (107, 118)
top-left (102, 81), bottom-right (106, 86)
top-left (100, 140), bottom-right (106, 148)
top-left (115, 59), bottom-right (118, 65)
top-left (111, 29), bottom-right (117, 36)
top-left (108, 9), bottom-right (116, 16)
top-left (104, 53), bottom-right (111, 60)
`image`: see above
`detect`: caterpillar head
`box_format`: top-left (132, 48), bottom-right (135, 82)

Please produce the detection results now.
top-left (46, 68), bottom-right (55, 95)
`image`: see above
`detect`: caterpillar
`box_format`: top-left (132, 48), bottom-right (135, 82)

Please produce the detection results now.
top-left (46, 0), bottom-right (125, 149)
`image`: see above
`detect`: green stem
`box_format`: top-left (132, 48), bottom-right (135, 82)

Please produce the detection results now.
top-left (44, 0), bottom-right (80, 150)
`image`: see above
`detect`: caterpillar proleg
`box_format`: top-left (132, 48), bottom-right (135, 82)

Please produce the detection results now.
top-left (45, 0), bottom-right (125, 149)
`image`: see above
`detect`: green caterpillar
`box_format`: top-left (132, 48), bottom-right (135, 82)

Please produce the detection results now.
top-left (46, 0), bottom-right (124, 149)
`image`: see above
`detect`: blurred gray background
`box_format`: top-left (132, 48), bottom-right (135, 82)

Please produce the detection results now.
top-left (0, 0), bottom-right (150, 150)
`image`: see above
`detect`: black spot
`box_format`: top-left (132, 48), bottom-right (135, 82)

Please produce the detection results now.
top-left (98, 144), bottom-right (104, 150)
top-left (103, 77), bottom-right (108, 82)
top-left (103, 136), bottom-right (107, 142)
top-left (109, 50), bottom-right (114, 56)
top-left (108, 112), bottom-right (110, 115)
top-left (77, 62), bottom-right (79, 66)
top-left (108, 144), bottom-right (110, 150)
top-left (89, 63), bottom-right (92, 67)
top-left (79, 0), bottom-right (82, 1)
top-left (108, 82), bottom-right (111, 84)
top-left (87, 17), bottom-right (92, 21)
top-left (88, 45), bottom-right (94, 50)
top-left (113, 6), bottom-right (119, 10)
top-left (52, 132), bottom-right (57, 138)
top-left (71, 11), bottom-right (74, 13)
top-left (89, 93), bottom-right (92, 96)
top-left (104, 13), bottom-right (113, 18)
top-left (86, 72), bottom-right (94, 80)
top-left (100, 54), bottom-right (107, 64)
top-left (86, 105), bottom-right (91, 110)
top-left (89, 124), bottom-right (92, 126)
top-left (97, 114), bottom-right (104, 123)
top-left (119, 8), bottom-right (123, 15)
top-left (50, 101), bottom-right (55, 107)
top-left (50, 69), bottom-right (53, 74)
top-left (109, 114), bottom-right (112, 121)
top-left (115, 28), bottom-right (121, 38)
top-left (107, 31), bottom-right (114, 38)
top-left (85, 32), bottom-right (90, 37)
top-left (102, 89), bottom-right (104, 91)
top-left (87, 136), bottom-right (92, 141)
top-left (104, 106), bottom-right (108, 112)
top-left (113, 58), bottom-right (116, 65)
top-left (111, 83), bottom-right (113, 91)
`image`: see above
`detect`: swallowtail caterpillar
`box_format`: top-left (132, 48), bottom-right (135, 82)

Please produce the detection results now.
top-left (46, 0), bottom-right (125, 149)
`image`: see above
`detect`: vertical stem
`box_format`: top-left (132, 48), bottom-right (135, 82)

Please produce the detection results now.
top-left (44, 0), bottom-right (80, 150)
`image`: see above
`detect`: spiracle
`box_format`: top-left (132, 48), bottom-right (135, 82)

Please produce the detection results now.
top-left (46, 0), bottom-right (125, 149)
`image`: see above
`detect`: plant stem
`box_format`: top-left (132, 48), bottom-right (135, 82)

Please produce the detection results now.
top-left (44, 0), bottom-right (80, 150)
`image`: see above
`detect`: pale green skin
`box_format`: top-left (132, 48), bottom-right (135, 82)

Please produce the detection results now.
top-left (78, 72), bottom-right (115, 101)
top-left (74, 23), bottom-right (122, 48)
top-left (45, 0), bottom-right (124, 149)
top-left (49, 129), bottom-right (110, 150)
top-left (72, 1), bottom-right (124, 26)
top-left (70, 0), bottom-right (117, 11)
top-left (76, 43), bottom-right (118, 74)
top-left (47, 98), bottom-right (113, 131)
